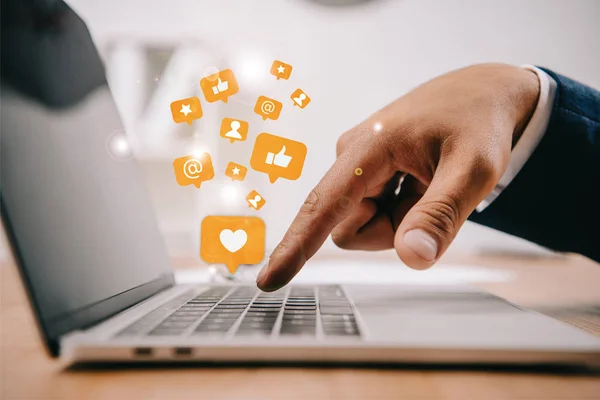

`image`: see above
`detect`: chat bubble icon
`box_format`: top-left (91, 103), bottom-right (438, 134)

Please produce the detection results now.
top-left (225, 162), bottom-right (248, 182)
top-left (254, 96), bottom-right (282, 121)
top-left (220, 118), bottom-right (249, 143)
top-left (246, 190), bottom-right (266, 210)
top-left (291, 88), bottom-right (311, 109)
top-left (173, 153), bottom-right (215, 189)
top-left (201, 216), bottom-right (265, 274)
top-left (250, 133), bottom-right (307, 183)
top-left (170, 96), bottom-right (203, 125)
top-left (200, 69), bottom-right (239, 103)
top-left (270, 60), bottom-right (292, 80)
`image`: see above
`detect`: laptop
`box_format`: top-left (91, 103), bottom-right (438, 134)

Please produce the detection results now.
top-left (2, 0), bottom-right (600, 366)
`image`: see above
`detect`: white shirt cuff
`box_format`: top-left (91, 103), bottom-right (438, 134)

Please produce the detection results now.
top-left (476, 65), bottom-right (557, 212)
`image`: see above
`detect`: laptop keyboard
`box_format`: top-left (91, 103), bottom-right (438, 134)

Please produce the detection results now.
top-left (116, 285), bottom-right (360, 339)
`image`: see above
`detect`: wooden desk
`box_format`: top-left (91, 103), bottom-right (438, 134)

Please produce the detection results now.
top-left (2, 252), bottom-right (600, 400)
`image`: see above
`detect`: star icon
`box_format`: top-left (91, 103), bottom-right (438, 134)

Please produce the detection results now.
top-left (232, 167), bottom-right (241, 175)
top-left (180, 104), bottom-right (192, 116)
top-left (277, 65), bottom-right (285, 74)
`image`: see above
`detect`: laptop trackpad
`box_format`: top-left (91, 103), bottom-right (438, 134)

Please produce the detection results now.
top-left (344, 284), bottom-right (600, 349)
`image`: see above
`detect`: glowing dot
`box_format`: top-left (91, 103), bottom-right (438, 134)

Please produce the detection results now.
top-left (220, 183), bottom-right (240, 205)
top-left (229, 49), bottom-right (270, 89)
top-left (190, 145), bottom-right (209, 158)
top-left (106, 129), bottom-right (134, 161)
top-left (355, 168), bottom-right (363, 176)
top-left (373, 122), bottom-right (383, 133)
top-left (114, 137), bottom-right (129, 153)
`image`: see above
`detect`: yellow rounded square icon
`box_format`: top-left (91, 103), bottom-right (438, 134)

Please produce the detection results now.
top-left (254, 96), bottom-right (282, 121)
top-left (225, 162), bottom-right (248, 182)
top-left (200, 69), bottom-right (239, 103)
top-left (170, 96), bottom-right (203, 125)
top-left (270, 60), bottom-right (292, 80)
top-left (173, 153), bottom-right (215, 189)
top-left (201, 216), bottom-right (265, 274)
top-left (246, 190), bottom-right (266, 210)
top-left (220, 118), bottom-right (248, 143)
top-left (291, 89), bottom-right (310, 109)
top-left (250, 133), bottom-right (307, 183)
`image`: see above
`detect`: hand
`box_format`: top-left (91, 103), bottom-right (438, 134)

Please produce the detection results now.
top-left (257, 63), bottom-right (540, 291)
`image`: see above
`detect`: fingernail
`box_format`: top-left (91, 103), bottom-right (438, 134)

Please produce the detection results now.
top-left (403, 229), bottom-right (438, 261)
top-left (256, 262), bottom-right (269, 284)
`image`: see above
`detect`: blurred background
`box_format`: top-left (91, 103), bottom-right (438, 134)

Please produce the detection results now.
top-left (21, 0), bottom-right (599, 262)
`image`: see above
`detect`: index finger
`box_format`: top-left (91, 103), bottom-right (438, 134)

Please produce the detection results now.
top-left (256, 134), bottom-right (392, 291)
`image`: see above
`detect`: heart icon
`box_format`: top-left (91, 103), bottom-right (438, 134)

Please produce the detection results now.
top-left (219, 229), bottom-right (248, 253)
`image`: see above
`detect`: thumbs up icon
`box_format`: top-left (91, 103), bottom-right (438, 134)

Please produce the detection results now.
top-left (212, 78), bottom-right (229, 95)
top-left (250, 133), bottom-right (307, 183)
top-left (200, 69), bottom-right (238, 103)
top-left (265, 146), bottom-right (293, 168)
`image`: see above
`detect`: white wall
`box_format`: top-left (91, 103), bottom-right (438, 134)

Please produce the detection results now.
top-left (67, 0), bottom-right (600, 258)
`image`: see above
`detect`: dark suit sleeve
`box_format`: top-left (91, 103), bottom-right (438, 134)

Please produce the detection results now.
top-left (468, 69), bottom-right (600, 262)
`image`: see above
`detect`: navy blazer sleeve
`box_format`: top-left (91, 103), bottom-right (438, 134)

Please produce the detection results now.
top-left (468, 69), bottom-right (600, 262)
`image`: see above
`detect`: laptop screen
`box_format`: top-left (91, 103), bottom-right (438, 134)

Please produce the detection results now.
top-left (0, 0), bottom-right (174, 355)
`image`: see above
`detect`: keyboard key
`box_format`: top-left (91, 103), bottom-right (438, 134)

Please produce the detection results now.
top-left (245, 311), bottom-right (279, 317)
top-left (283, 309), bottom-right (316, 315)
top-left (248, 308), bottom-right (281, 313)
top-left (282, 313), bottom-right (316, 320)
top-left (204, 311), bottom-right (241, 318)
top-left (319, 306), bottom-right (354, 315)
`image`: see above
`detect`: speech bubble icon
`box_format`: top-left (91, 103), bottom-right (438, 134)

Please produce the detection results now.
top-left (246, 190), bottom-right (266, 210)
top-left (254, 96), bottom-right (282, 121)
top-left (225, 162), bottom-right (248, 182)
top-left (201, 216), bottom-right (265, 274)
top-left (170, 96), bottom-right (203, 125)
top-left (250, 133), bottom-right (307, 183)
top-left (290, 88), bottom-right (311, 109)
top-left (220, 118), bottom-right (249, 143)
top-left (200, 69), bottom-right (239, 104)
top-left (270, 60), bottom-right (293, 80)
top-left (173, 153), bottom-right (215, 189)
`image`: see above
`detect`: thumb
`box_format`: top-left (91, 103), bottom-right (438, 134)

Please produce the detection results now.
top-left (277, 146), bottom-right (287, 155)
top-left (217, 78), bottom-right (223, 84)
top-left (394, 160), bottom-right (498, 270)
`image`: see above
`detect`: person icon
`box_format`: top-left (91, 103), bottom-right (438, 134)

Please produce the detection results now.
top-left (248, 195), bottom-right (262, 209)
top-left (291, 89), bottom-right (310, 109)
top-left (224, 120), bottom-right (242, 139)
top-left (293, 93), bottom-right (306, 107)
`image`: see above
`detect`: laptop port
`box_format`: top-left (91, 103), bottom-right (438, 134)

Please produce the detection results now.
top-left (173, 347), bottom-right (193, 357)
top-left (133, 347), bottom-right (153, 357)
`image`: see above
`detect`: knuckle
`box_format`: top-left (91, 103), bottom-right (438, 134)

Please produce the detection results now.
top-left (415, 195), bottom-right (460, 238)
top-left (300, 188), bottom-right (323, 216)
top-left (299, 188), bottom-right (354, 226)
top-left (331, 230), bottom-right (354, 250)
top-left (472, 153), bottom-right (503, 182)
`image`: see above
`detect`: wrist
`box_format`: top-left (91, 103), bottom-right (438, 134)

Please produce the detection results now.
top-left (511, 67), bottom-right (540, 146)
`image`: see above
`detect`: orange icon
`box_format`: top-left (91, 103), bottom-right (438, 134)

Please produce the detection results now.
top-left (225, 162), bottom-right (248, 182)
top-left (291, 89), bottom-right (311, 109)
top-left (250, 133), bottom-right (307, 183)
top-left (220, 118), bottom-right (249, 143)
top-left (170, 96), bottom-right (203, 125)
top-left (270, 60), bottom-right (292, 80)
top-left (201, 216), bottom-right (265, 274)
top-left (246, 190), bottom-right (266, 210)
top-left (172, 153), bottom-right (215, 189)
top-left (200, 69), bottom-right (239, 103)
top-left (254, 96), bottom-right (282, 121)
